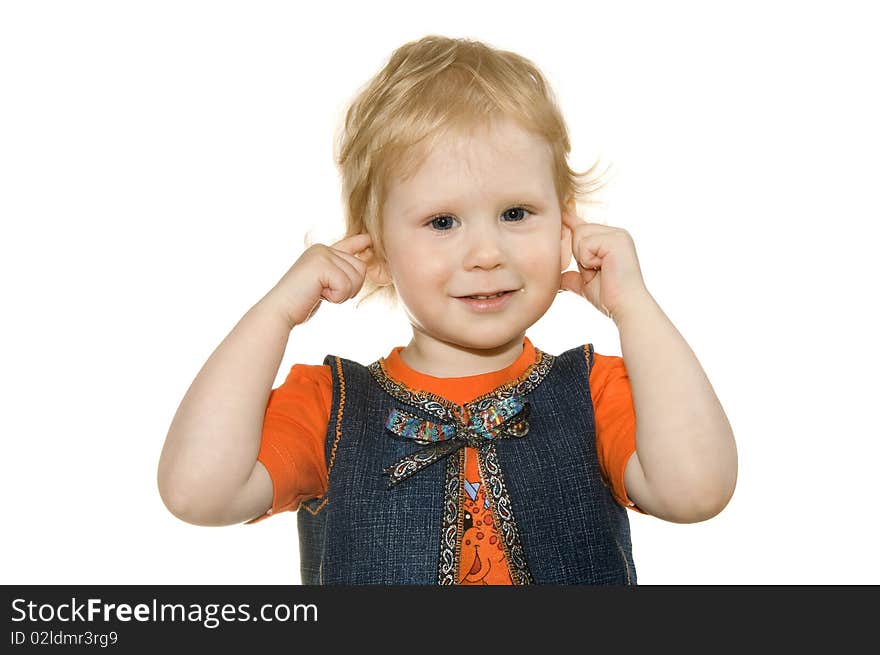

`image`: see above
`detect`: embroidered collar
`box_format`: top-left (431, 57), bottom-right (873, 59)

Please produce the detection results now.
top-left (367, 345), bottom-right (556, 487)
top-left (367, 342), bottom-right (555, 424)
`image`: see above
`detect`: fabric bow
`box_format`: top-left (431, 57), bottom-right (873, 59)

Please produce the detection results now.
top-left (382, 395), bottom-right (530, 488)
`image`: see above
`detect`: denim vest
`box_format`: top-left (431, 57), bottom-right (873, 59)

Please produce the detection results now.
top-left (296, 343), bottom-right (637, 585)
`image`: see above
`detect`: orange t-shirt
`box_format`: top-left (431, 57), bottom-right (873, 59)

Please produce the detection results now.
top-left (248, 337), bottom-right (645, 583)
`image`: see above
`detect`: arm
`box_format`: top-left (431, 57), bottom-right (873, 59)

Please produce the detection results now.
top-left (157, 233), bottom-right (373, 527)
top-left (615, 291), bottom-right (738, 523)
top-left (157, 295), bottom-right (290, 526)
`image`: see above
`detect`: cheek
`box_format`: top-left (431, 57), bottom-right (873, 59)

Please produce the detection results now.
top-left (389, 253), bottom-right (447, 296)
top-left (518, 240), bottom-right (561, 280)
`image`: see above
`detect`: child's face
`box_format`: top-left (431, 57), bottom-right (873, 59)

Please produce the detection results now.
top-left (376, 117), bottom-right (571, 353)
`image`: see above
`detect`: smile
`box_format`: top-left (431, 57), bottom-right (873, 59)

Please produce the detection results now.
top-left (456, 289), bottom-right (517, 312)
top-left (468, 292), bottom-right (507, 299)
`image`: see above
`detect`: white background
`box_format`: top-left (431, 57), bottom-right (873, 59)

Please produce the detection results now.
top-left (2, 1), bottom-right (877, 585)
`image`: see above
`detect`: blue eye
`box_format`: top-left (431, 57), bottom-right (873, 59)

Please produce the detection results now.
top-left (502, 207), bottom-right (532, 222)
top-left (429, 215), bottom-right (458, 231)
top-left (427, 206), bottom-right (533, 231)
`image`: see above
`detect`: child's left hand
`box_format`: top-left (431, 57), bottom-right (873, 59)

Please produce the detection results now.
top-left (560, 209), bottom-right (651, 322)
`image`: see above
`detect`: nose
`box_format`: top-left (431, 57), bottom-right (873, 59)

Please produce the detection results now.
top-left (461, 219), bottom-right (505, 271)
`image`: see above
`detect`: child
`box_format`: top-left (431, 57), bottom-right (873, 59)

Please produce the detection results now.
top-left (158, 35), bottom-right (737, 585)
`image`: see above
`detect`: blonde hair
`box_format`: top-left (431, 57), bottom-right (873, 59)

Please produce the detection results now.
top-left (333, 34), bottom-right (614, 307)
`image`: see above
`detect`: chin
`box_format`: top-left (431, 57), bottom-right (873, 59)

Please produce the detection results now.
top-left (448, 330), bottom-right (525, 351)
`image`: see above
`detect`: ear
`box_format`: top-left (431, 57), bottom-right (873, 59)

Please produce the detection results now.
top-left (365, 250), bottom-right (393, 287)
top-left (560, 197), bottom-right (575, 271)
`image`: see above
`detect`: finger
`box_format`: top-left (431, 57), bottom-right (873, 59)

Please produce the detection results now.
top-left (571, 233), bottom-right (607, 269)
top-left (560, 269), bottom-right (597, 293)
top-left (563, 210), bottom-right (616, 236)
top-left (562, 211), bottom-right (600, 231)
top-left (330, 232), bottom-right (373, 256)
top-left (321, 266), bottom-right (360, 303)
top-left (328, 253), bottom-right (364, 293)
top-left (344, 249), bottom-right (374, 272)
top-left (561, 209), bottom-right (588, 230)
top-left (332, 248), bottom-right (369, 277)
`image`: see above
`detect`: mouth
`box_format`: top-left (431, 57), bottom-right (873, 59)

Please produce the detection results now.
top-left (457, 290), bottom-right (517, 300)
top-left (455, 289), bottom-right (518, 312)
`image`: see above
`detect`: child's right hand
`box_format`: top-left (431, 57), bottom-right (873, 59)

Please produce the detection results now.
top-left (266, 232), bottom-right (374, 329)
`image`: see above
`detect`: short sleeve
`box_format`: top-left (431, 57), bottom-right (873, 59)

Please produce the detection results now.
top-left (590, 352), bottom-right (648, 515)
top-left (244, 363), bottom-right (333, 524)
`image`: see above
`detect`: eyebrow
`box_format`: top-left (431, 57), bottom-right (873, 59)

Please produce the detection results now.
top-left (403, 194), bottom-right (546, 217)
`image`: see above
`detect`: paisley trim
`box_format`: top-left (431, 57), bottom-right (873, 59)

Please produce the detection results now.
top-left (368, 346), bottom-right (551, 585)
top-left (386, 407), bottom-right (458, 443)
top-left (464, 349), bottom-right (555, 412)
top-left (367, 347), bottom-right (556, 422)
top-left (454, 448), bottom-right (466, 584)
top-left (384, 440), bottom-right (460, 488)
top-left (381, 398), bottom-right (531, 489)
top-left (437, 448), bottom-right (464, 585)
top-left (367, 361), bottom-right (463, 423)
top-left (477, 444), bottom-right (534, 585)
